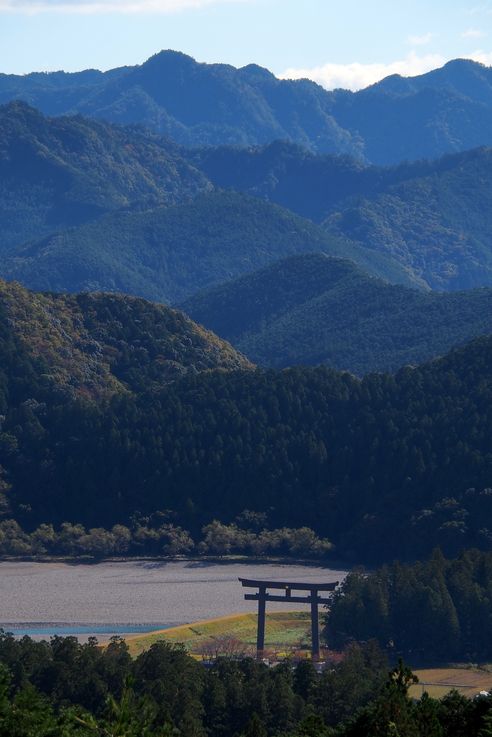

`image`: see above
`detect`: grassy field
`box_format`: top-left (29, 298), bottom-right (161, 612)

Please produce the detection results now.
top-left (126, 611), bottom-right (315, 658)
top-left (410, 667), bottom-right (492, 699)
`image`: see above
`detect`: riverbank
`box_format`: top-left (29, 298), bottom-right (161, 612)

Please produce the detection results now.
top-left (0, 553), bottom-right (352, 568)
top-left (124, 611), bottom-right (316, 657)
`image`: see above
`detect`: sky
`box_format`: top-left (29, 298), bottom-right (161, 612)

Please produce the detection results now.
top-left (0, 0), bottom-right (491, 90)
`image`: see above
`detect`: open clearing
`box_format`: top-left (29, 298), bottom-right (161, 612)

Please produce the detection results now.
top-left (126, 611), bottom-right (315, 657)
top-left (410, 668), bottom-right (492, 699)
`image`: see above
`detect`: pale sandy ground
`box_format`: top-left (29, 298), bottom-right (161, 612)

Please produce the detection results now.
top-left (0, 560), bottom-right (347, 640)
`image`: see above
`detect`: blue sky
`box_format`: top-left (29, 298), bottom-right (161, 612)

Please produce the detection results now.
top-left (0, 0), bottom-right (491, 89)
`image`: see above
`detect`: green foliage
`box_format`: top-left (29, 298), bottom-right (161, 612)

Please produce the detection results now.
top-left (0, 517), bottom-right (331, 560)
top-left (327, 549), bottom-right (492, 661)
top-left (324, 147), bottom-right (492, 290)
top-left (0, 279), bottom-right (250, 400)
top-left (2, 631), bottom-right (492, 736)
top-left (3, 191), bottom-right (348, 304)
top-left (181, 253), bottom-right (492, 374)
top-left (0, 101), bottom-right (209, 254)
top-left (1, 316), bottom-right (492, 560)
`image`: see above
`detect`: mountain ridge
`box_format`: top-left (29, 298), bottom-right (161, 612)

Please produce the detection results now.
top-left (4, 190), bottom-right (384, 303)
top-left (192, 142), bottom-right (492, 290)
top-left (181, 253), bottom-right (492, 374)
top-left (2, 52), bottom-right (492, 163)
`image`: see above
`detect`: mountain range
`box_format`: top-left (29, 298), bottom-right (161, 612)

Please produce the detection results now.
top-left (3, 102), bottom-right (492, 299)
top-left (2, 52), bottom-right (492, 164)
top-left (193, 141), bottom-right (492, 290)
top-left (3, 190), bottom-right (353, 303)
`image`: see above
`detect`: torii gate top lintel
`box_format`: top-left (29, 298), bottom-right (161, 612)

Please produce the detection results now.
top-left (238, 578), bottom-right (338, 592)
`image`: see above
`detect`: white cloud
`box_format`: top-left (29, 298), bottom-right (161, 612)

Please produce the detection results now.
top-left (0, 0), bottom-right (249, 13)
top-left (462, 27), bottom-right (487, 38)
top-left (280, 52), bottom-right (447, 92)
top-left (469, 49), bottom-right (492, 64)
top-left (407, 32), bottom-right (434, 46)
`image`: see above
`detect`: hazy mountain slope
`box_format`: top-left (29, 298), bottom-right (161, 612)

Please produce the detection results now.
top-left (182, 254), bottom-right (492, 373)
top-left (2, 54), bottom-right (492, 163)
top-left (0, 279), bottom-right (250, 400)
top-left (332, 58), bottom-right (492, 163)
top-left (191, 141), bottom-right (372, 221)
top-left (324, 146), bottom-right (492, 290)
top-left (0, 51), bottom-right (359, 156)
top-left (76, 52), bottom-right (359, 155)
top-left (0, 101), bottom-right (210, 253)
top-left (4, 190), bottom-right (408, 302)
top-left (192, 143), bottom-right (492, 291)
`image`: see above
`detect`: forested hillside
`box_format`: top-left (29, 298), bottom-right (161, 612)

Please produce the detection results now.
top-left (191, 140), bottom-right (371, 221)
top-left (0, 101), bottom-right (209, 253)
top-left (194, 143), bottom-right (492, 291)
top-left (182, 254), bottom-right (492, 373)
top-left (3, 102), bottom-right (492, 297)
top-left (333, 58), bottom-right (492, 164)
top-left (3, 53), bottom-right (492, 163)
top-left (0, 51), bottom-right (360, 156)
top-left (324, 146), bottom-right (492, 290)
top-left (0, 279), bottom-right (250, 400)
top-left (3, 192), bottom-right (358, 302)
top-left (1, 310), bottom-right (491, 561)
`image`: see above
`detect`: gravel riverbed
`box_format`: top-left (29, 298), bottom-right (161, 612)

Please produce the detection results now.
top-left (0, 560), bottom-right (348, 640)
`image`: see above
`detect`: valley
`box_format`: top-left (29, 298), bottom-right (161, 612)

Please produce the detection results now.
top-left (1, 23), bottom-right (492, 735)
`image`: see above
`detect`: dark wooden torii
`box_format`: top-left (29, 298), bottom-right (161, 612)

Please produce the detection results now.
top-left (239, 577), bottom-right (338, 660)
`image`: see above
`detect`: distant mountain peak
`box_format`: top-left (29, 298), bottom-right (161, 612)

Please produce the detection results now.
top-left (143, 49), bottom-right (198, 68)
top-left (442, 57), bottom-right (486, 70)
top-left (239, 63), bottom-right (275, 80)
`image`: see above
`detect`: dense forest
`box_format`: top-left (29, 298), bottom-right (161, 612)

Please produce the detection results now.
top-left (4, 103), bottom-right (492, 301)
top-left (0, 279), bottom-right (250, 399)
top-left (323, 146), bottom-right (492, 291)
top-left (3, 191), bottom-right (350, 303)
top-left (327, 549), bottom-right (492, 662)
top-left (193, 143), bottom-right (492, 291)
top-left (1, 275), bottom-right (491, 562)
top-left (181, 253), bottom-right (492, 373)
top-left (1, 631), bottom-right (492, 736)
top-left (0, 101), bottom-right (209, 253)
top-left (5, 103), bottom-right (492, 304)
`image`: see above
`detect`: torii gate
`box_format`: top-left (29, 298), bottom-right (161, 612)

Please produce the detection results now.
top-left (239, 577), bottom-right (338, 660)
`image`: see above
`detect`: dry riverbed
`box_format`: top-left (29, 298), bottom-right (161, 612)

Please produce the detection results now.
top-left (0, 560), bottom-right (347, 641)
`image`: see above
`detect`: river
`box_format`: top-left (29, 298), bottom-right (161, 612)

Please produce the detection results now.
top-left (0, 559), bottom-right (347, 640)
